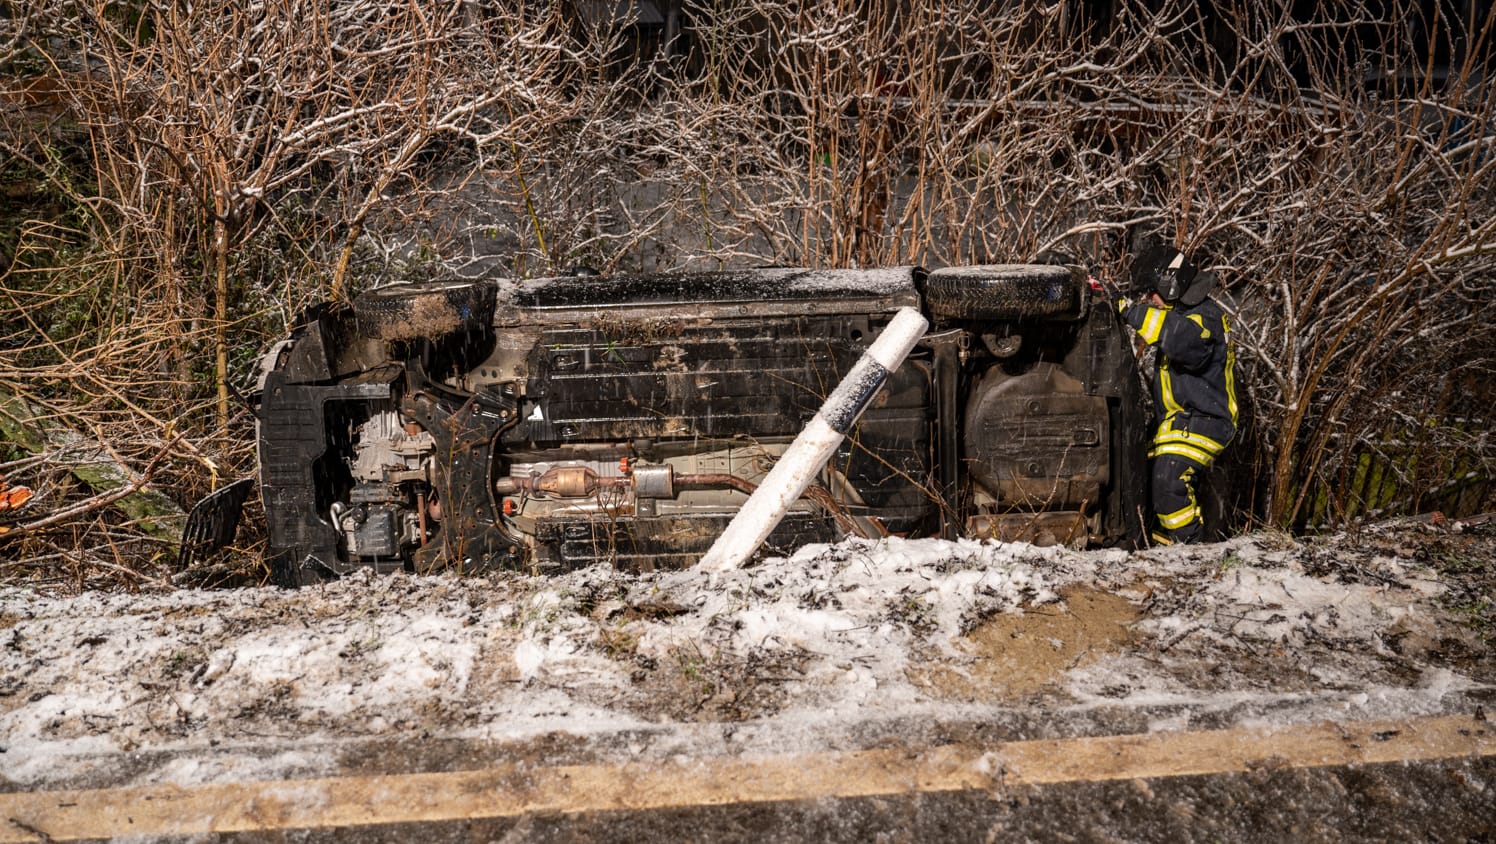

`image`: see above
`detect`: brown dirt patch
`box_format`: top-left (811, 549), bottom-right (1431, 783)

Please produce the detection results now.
top-left (910, 586), bottom-right (1139, 702)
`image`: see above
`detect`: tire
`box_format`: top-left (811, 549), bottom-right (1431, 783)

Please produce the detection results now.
top-left (352, 281), bottom-right (494, 341)
top-left (924, 264), bottom-right (1082, 320)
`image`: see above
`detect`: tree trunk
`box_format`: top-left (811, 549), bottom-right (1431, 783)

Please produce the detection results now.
top-left (213, 194), bottom-right (229, 433)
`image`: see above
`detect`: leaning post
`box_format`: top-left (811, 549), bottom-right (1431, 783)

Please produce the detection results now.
top-left (696, 306), bottom-right (929, 572)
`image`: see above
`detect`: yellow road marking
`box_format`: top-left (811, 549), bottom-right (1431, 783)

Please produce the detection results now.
top-left (2, 714), bottom-right (1491, 841)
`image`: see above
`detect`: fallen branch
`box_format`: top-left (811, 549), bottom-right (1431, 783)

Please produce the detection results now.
top-left (0, 388), bottom-right (188, 542)
top-left (0, 437), bottom-right (178, 540)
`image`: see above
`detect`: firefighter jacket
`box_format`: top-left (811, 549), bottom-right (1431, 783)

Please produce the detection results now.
top-left (1122, 296), bottom-right (1239, 457)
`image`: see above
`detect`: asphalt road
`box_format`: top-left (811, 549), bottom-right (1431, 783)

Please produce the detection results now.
top-left (3, 712), bottom-right (1492, 842)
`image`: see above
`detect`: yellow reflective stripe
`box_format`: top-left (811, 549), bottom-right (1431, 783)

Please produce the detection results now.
top-left (1150, 532), bottom-right (1175, 546)
top-left (1186, 313), bottom-right (1211, 339)
top-left (1158, 362), bottom-right (1185, 415)
top-left (1155, 430), bottom-right (1227, 454)
top-left (1157, 415), bottom-right (1195, 436)
top-left (1150, 444), bottom-right (1213, 465)
top-left (1138, 308), bottom-right (1166, 344)
top-left (1223, 315), bottom-right (1239, 426)
top-left (1159, 503), bottom-right (1201, 530)
top-left (1150, 442), bottom-right (1215, 465)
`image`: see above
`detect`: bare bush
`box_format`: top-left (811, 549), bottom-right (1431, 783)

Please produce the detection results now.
top-left (1, 0), bottom-right (622, 585)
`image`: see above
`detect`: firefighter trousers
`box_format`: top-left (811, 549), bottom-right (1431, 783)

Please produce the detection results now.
top-left (1148, 412), bottom-right (1233, 545)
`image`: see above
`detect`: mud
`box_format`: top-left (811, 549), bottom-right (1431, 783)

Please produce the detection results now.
top-left (911, 586), bottom-right (1139, 701)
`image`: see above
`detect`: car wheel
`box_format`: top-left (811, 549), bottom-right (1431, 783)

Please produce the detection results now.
top-left (352, 281), bottom-right (494, 341)
top-left (925, 264), bottom-right (1082, 320)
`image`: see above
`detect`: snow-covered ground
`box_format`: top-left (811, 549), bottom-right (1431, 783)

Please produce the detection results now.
top-left (2, 523), bottom-right (1492, 792)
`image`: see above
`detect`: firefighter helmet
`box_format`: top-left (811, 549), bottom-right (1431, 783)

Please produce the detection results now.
top-left (1134, 244), bottom-right (1214, 305)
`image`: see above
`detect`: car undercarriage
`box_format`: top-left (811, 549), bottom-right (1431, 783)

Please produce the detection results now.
top-left (252, 265), bottom-right (1149, 586)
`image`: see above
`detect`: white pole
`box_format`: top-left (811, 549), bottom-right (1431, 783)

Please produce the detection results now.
top-left (696, 306), bottom-right (929, 571)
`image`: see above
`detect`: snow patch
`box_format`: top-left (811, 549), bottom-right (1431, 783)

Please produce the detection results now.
top-left (1, 529), bottom-right (1487, 789)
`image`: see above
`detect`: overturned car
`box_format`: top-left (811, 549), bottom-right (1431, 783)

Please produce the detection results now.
top-left (253, 265), bottom-right (1148, 585)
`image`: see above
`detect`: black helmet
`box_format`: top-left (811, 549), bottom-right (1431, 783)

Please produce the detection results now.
top-left (1135, 244), bottom-right (1214, 306)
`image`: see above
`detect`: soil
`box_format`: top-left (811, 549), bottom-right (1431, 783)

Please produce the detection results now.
top-left (910, 586), bottom-right (1139, 701)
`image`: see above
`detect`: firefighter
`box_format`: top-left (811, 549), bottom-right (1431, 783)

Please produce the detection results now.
top-left (1117, 244), bottom-right (1238, 545)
